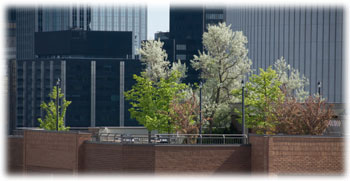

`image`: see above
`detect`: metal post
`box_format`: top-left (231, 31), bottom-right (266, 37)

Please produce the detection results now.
top-left (148, 131), bottom-right (151, 144)
top-left (241, 80), bottom-right (245, 144)
top-left (56, 78), bottom-right (60, 131)
top-left (199, 82), bottom-right (202, 134)
top-left (318, 81), bottom-right (321, 96)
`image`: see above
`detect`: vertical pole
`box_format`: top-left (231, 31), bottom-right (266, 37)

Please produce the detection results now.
top-left (148, 131), bottom-right (151, 144)
top-left (199, 82), bottom-right (202, 135)
top-left (242, 80), bottom-right (245, 144)
top-left (56, 78), bottom-right (60, 131)
top-left (168, 120), bottom-right (170, 134)
top-left (318, 81), bottom-right (321, 96)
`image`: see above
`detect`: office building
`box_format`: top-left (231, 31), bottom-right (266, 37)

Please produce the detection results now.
top-left (15, 30), bottom-right (142, 130)
top-left (7, 9), bottom-right (17, 135)
top-left (35, 30), bottom-right (133, 58)
top-left (154, 31), bottom-right (169, 40)
top-left (16, 5), bottom-right (147, 60)
top-left (163, 6), bottom-right (225, 84)
top-left (225, 6), bottom-right (344, 103)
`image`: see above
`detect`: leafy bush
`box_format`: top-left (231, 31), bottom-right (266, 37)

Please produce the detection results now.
top-left (273, 95), bottom-right (334, 135)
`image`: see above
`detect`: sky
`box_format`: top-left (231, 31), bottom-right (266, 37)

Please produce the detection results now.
top-left (147, 3), bottom-right (170, 40)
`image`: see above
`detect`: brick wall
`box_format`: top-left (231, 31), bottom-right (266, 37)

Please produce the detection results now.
top-left (81, 142), bottom-right (155, 173)
top-left (23, 130), bottom-right (91, 174)
top-left (7, 136), bottom-right (24, 173)
top-left (155, 145), bottom-right (251, 174)
top-left (250, 135), bottom-right (344, 175)
top-left (81, 142), bottom-right (250, 174)
top-left (249, 135), bottom-right (269, 173)
top-left (8, 131), bottom-right (343, 175)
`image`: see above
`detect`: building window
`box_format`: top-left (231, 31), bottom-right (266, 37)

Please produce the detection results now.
top-left (86, 7), bottom-right (91, 30)
top-left (127, 6), bottom-right (133, 31)
top-left (176, 44), bottom-right (186, 50)
top-left (176, 54), bottom-right (186, 60)
top-left (106, 7), bottom-right (112, 31)
top-left (38, 8), bottom-right (43, 32)
top-left (120, 8), bottom-right (125, 31)
top-left (206, 13), bottom-right (224, 20)
top-left (72, 7), bottom-right (77, 28)
top-left (79, 7), bottom-right (84, 29)
top-left (113, 7), bottom-right (119, 31)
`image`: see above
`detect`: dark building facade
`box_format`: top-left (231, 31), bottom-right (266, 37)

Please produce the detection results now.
top-left (162, 6), bottom-right (225, 84)
top-left (225, 6), bottom-right (344, 103)
top-left (16, 58), bottom-right (142, 128)
top-left (14, 30), bottom-right (142, 131)
top-left (154, 31), bottom-right (170, 40)
top-left (7, 8), bottom-right (17, 135)
top-left (15, 5), bottom-right (147, 60)
top-left (35, 30), bottom-right (133, 58)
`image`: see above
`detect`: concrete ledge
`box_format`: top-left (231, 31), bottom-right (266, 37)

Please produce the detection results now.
top-left (249, 133), bottom-right (343, 138)
top-left (85, 141), bottom-right (250, 147)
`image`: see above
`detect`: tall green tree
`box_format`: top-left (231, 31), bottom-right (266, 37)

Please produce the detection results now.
top-left (125, 39), bottom-right (188, 136)
top-left (191, 22), bottom-right (252, 133)
top-left (125, 71), bottom-right (187, 133)
top-left (234, 67), bottom-right (284, 134)
top-left (38, 86), bottom-right (71, 131)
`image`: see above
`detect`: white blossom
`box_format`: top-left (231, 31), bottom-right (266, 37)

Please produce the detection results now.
top-left (273, 57), bottom-right (309, 101)
top-left (138, 39), bottom-right (186, 81)
top-left (191, 22), bottom-right (252, 125)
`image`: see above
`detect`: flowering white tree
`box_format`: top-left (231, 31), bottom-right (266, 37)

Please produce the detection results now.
top-left (138, 39), bottom-right (186, 82)
top-left (191, 22), bottom-right (252, 133)
top-left (273, 57), bottom-right (309, 101)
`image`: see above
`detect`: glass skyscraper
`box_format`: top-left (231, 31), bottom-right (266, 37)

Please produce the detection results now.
top-left (89, 5), bottom-right (147, 53)
top-left (16, 4), bottom-right (147, 60)
top-left (225, 6), bottom-right (344, 103)
top-left (12, 5), bottom-right (147, 131)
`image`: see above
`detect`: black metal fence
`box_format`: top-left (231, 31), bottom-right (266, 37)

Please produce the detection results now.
top-left (95, 133), bottom-right (248, 145)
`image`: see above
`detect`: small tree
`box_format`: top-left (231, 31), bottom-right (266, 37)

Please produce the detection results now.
top-left (38, 86), bottom-right (71, 131)
top-left (273, 95), bottom-right (334, 135)
top-left (234, 67), bottom-right (284, 134)
top-left (168, 93), bottom-right (203, 134)
top-left (125, 71), bottom-right (187, 134)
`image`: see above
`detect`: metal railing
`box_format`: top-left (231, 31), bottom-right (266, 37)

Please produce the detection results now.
top-left (96, 133), bottom-right (248, 145)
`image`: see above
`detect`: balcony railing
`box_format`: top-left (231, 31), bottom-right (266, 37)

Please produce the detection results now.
top-left (96, 133), bottom-right (248, 145)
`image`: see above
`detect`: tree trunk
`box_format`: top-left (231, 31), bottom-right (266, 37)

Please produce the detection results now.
top-left (231, 114), bottom-right (242, 133)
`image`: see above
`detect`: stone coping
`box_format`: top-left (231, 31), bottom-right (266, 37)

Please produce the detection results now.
top-left (22, 129), bottom-right (91, 135)
top-left (249, 133), bottom-right (343, 138)
top-left (84, 141), bottom-right (251, 147)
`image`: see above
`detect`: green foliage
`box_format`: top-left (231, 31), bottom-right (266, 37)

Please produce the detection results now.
top-left (38, 86), bottom-right (71, 131)
top-left (125, 71), bottom-right (188, 133)
top-left (234, 67), bottom-right (284, 134)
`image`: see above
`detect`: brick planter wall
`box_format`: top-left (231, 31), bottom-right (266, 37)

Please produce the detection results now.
top-left (22, 130), bottom-right (91, 174)
top-left (81, 142), bottom-right (155, 173)
top-left (250, 134), bottom-right (344, 175)
top-left (7, 136), bottom-right (24, 173)
top-left (154, 145), bottom-right (251, 174)
top-left (81, 142), bottom-right (250, 174)
top-left (7, 131), bottom-right (343, 175)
